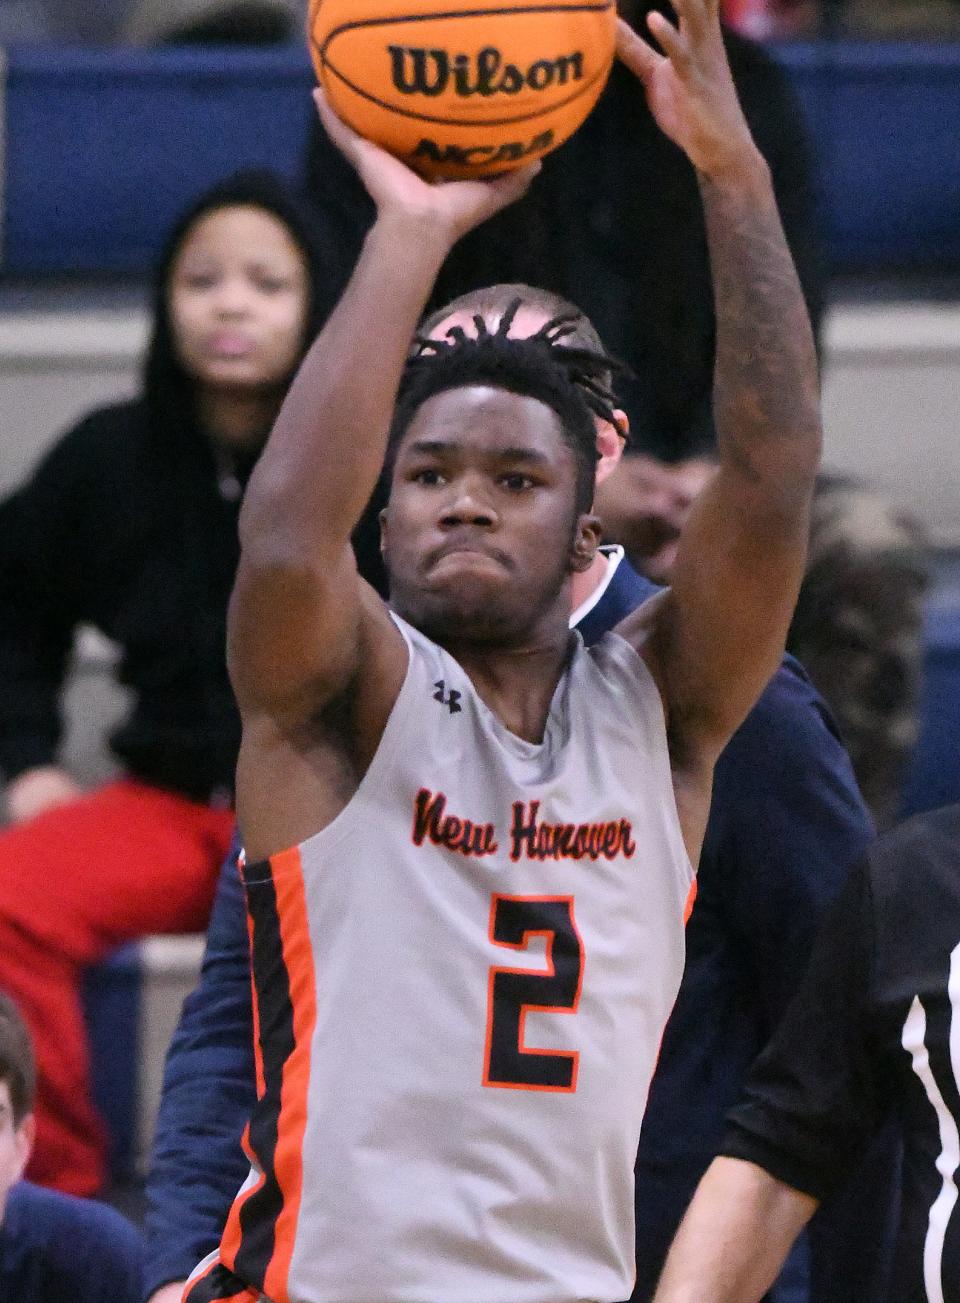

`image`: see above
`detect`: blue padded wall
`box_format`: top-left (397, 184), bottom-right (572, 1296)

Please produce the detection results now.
top-left (2, 41), bottom-right (960, 276)
top-left (780, 42), bottom-right (960, 273)
top-left (903, 598), bottom-right (960, 818)
top-left (2, 45), bottom-right (313, 274)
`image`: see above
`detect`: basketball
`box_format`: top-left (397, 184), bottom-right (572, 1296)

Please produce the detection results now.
top-left (307, 0), bottom-right (618, 179)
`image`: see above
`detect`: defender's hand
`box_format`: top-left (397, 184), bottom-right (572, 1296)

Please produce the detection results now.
top-left (616, 3), bottom-right (758, 180)
top-left (314, 90), bottom-right (539, 245)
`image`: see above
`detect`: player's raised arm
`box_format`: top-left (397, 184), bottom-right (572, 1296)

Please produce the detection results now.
top-left (616, 4), bottom-right (821, 767)
top-left (228, 95), bottom-right (537, 722)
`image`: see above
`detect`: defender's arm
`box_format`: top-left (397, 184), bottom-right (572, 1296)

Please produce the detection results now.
top-left (652, 1157), bottom-right (817, 1302)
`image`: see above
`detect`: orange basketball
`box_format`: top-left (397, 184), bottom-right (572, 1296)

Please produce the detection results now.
top-left (307, 0), bottom-right (617, 179)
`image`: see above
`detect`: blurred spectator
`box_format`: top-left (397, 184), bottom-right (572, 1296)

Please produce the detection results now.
top-left (124, 0), bottom-right (304, 46)
top-left (0, 170), bottom-right (328, 1197)
top-left (0, 0), bottom-right (304, 45)
top-left (596, 457), bottom-right (928, 828)
top-left (0, 1), bottom-right (128, 43)
top-left (721, 0), bottom-right (818, 38)
top-left (791, 477), bottom-right (929, 830)
top-left (0, 993), bottom-right (145, 1302)
top-left (303, 3), bottom-right (824, 458)
top-left (841, 0), bottom-right (960, 35)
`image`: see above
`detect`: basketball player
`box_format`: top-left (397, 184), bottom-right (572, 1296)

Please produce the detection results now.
top-left (145, 284), bottom-right (866, 1303)
top-left (180, 2), bottom-right (821, 1298)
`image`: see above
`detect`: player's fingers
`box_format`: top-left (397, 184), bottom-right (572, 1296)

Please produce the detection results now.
top-left (478, 160), bottom-right (542, 212)
top-left (312, 88), bottom-right (360, 159)
top-left (646, 11), bottom-right (692, 70)
top-left (615, 17), bottom-right (664, 84)
top-left (669, 0), bottom-right (711, 41)
top-left (314, 87), bottom-right (391, 176)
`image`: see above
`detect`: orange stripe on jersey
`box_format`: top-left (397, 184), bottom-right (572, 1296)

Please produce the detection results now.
top-left (262, 844), bottom-right (318, 1303)
top-left (683, 878), bottom-right (698, 925)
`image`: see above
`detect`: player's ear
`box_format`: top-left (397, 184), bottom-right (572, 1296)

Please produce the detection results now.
top-left (595, 413), bottom-right (628, 487)
top-left (570, 514), bottom-right (602, 574)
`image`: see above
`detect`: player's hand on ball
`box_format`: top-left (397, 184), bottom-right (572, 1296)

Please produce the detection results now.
top-left (616, 1), bottom-right (757, 180)
top-left (314, 90), bottom-right (539, 243)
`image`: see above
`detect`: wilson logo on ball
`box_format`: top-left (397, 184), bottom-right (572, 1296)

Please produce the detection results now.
top-left (308, 0), bottom-right (617, 178)
top-left (388, 45), bottom-right (585, 97)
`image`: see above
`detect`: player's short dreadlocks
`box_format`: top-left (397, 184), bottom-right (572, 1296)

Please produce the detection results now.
top-left (389, 299), bottom-right (626, 514)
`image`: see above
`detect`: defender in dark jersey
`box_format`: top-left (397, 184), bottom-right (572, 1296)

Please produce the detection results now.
top-left (186, 5), bottom-right (821, 1300)
top-left (654, 803), bottom-right (960, 1303)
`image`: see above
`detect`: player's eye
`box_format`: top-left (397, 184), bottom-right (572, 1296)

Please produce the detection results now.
top-left (500, 473), bottom-right (534, 492)
top-left (413, 467), bottom-right (445, 486)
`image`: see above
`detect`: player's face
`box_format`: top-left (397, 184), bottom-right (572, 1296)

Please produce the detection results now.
top-left (168, 205), bottom-right (310, 407)
top-left (0, 1082), bottom-right (32, 1224)
top-left (383, 386), bottom-right (600, 646)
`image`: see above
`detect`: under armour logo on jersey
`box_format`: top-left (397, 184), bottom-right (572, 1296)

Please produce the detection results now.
top-left (433, 680), bottom-right (462, 714)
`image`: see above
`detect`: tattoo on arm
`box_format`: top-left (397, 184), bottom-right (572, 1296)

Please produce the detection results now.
top-left (700, 161), bottom-right (821, 486)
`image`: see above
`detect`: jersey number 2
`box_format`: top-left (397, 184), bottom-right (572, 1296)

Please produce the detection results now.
top-left (483, 894), bottom-right (584, 1092)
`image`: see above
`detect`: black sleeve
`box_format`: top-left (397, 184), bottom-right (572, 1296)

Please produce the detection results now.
top-left (721, 854), bottom-right (882, 1201)
top-left (0, 427), bottom-right (93, 782)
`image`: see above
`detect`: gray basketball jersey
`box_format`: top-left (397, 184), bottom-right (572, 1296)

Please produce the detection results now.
top-left (195, 613), bottom-right (693, 1303)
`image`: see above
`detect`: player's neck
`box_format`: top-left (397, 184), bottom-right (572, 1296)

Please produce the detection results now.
top-left (569, 551), bottom-right (610, 614)
top-left (449, 624), bottom-right (575, 746)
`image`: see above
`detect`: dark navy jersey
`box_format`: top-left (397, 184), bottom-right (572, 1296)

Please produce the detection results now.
top-left (145, 554), bottom-right (873, 1300)
top-left (0, 1180), bottom-right (144, 1303)
top-left (725, 804), bottom-right (960, 1303)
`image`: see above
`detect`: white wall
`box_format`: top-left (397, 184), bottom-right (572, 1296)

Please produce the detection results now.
top-left (0, 309), bottom-right (148, 493)
top-left (822, 304), bottom-right (960, 545)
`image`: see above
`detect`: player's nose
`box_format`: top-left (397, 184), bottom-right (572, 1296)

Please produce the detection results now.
top-left (439, 482), bottom-right (497, 528)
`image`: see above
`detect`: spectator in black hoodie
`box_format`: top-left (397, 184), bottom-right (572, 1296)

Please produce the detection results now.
top-left (0, 170), bottom-right (327, 1198)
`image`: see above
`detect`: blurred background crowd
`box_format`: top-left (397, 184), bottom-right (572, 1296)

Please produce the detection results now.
top-left (0, 1), bottom-right (958, 1301)
top-left (2, 0), bottom-right (960, 42)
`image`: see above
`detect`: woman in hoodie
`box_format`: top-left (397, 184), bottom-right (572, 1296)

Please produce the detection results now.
top-left (0, 170), bottom-right (328, 1197)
